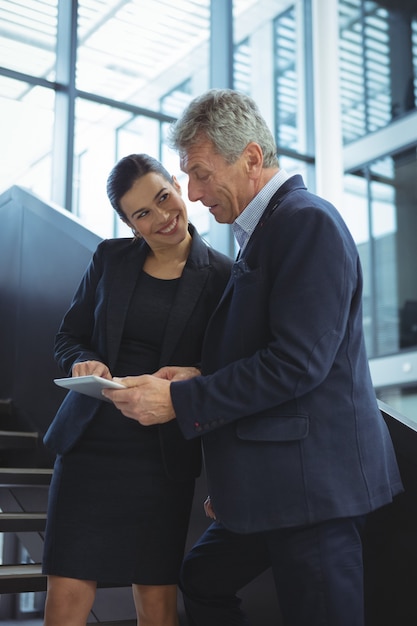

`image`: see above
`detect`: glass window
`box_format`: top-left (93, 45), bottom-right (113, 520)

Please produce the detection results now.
top-left (0, 77), bottom-right (55, 198)
top-left (339, 0), bottom-right (367, 142)
top-left (73, 98), bottom-right (163, 239)
top-left (0, 0), bottom-right (58, 79)
top-left (344, 147), bottom-right (417, 358)
top-left (370, 170), bottom-right (398, 356)
top-left (76, 0), bottom-right (210, 110)
top-left (234, 38), bottom-right (251, 94)
top-left (343, 173), bottom-right (373, 349)
top-left (72, 0), bottom-right (214, 238)
top-left (272, 1), bottom-right (315, 169)
top-left (414, 17), bottom-right (417, 103)
top-left (339, 0), bottom-right (417, 144)
top-left (274, 6), bottom-right (298, 150)
top-left (364, 1), bottom-right (391, 131)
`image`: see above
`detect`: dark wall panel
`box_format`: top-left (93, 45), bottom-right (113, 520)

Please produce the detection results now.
top-left (0, 186), bottom-right (101, 449)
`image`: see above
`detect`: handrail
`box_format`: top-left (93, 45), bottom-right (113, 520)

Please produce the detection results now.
top-left (377, 398), bottom-right (417, 433)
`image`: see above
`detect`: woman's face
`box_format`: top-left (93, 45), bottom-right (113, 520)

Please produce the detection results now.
top-left (120, 172), bottom-right (189, 251)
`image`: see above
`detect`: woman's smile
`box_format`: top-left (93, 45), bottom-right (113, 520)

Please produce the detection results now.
top-left (158, 215), bottom-right (179, 235)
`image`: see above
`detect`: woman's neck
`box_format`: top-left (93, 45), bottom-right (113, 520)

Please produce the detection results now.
top-left (143, 231), bottom-right (192, 279)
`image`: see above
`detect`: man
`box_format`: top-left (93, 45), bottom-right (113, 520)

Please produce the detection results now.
top-left (104, 89), bottom-right (403, 626)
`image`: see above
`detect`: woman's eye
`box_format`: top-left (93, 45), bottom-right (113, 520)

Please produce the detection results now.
top-left (136, 210), bottom-right (149, 219)
top-left (159, 192), bottom-right (169, 203)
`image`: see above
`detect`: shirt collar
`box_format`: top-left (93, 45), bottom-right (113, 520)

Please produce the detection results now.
top-left (232, 169), bottom-right (290, 252)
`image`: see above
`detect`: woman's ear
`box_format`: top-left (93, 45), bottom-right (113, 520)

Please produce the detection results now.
top-left (122, 217), bottom-right (141, 239)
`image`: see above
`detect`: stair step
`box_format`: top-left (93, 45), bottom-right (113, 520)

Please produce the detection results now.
top-left (0, 467), bottom-right (53, 486)
top-left (87, 622), bottom-right (136, 626)
top-left (0, 512), bottom-right (47, 532)
top-left (0, 564), bottom-right (46, 593)
top-left (0, 430), bottom-right (38, 449)
top-left (0, 563), bottom-right (130, 594)
top-left (87, 622), bottom-right (136, 625)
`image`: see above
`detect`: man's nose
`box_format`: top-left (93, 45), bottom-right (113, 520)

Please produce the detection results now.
top-left (188, 179), bottom-right (203, 203)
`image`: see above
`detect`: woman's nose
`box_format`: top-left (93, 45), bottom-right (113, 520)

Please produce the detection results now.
top-left (156, 207), bottom-right (170, 220)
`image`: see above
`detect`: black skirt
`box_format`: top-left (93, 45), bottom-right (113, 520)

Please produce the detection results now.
top-left (42, 401), bottom-right (195, 586)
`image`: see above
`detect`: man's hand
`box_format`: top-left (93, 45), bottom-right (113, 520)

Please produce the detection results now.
top-left (102, 375), bottom-right (175, 425)
top-left (154, 365), bottom-right (201, 381)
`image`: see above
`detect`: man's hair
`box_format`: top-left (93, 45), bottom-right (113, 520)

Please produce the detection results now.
top-left (168, 88), bottom-right (279, 168)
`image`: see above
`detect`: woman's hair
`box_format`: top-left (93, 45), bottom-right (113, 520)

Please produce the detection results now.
top-left (168, 88), bottom-right (279, 168)
top-left (106, 153), bottom-right (174, 220)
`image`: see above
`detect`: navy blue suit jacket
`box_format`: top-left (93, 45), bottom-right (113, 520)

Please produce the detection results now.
top-left (171, 175), bottom-right (403, 530)
top-left (44, 225), bottom-right (233, 481)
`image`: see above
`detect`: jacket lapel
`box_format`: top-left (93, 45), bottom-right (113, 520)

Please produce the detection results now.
top-left (159, 226), bottom-right (211, 365)
top-left (106, 242), bottom-right (148, 368)
top-left (159, 263), bottom-right (210, 365)
top-left (207, 175), bottom-right (306, 323)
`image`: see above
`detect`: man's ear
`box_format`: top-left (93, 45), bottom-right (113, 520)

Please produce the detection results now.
top-left (245, 142), bottom-right (263, 177)
top-left (172, 175), bottom-right (182, 194)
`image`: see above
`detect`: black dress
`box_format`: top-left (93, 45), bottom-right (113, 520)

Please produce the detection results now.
top-left (42, 272), bottom-right (195, 586)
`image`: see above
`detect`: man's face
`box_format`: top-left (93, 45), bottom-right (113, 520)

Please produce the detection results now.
top-left (180, 137), bottom-right (256, 224)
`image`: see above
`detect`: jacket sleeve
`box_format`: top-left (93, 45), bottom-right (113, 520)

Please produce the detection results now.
top-left (54, 241), bottom-right (108, 374)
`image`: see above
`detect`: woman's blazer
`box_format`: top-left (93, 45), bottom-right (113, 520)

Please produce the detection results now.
top-left (171, 175), bottom-right (403, 527)
top-left (44, 224), bottom-right (232, 481)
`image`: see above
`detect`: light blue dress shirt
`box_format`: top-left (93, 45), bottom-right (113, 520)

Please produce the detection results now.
top-left (232, 169), bottom-right (290, 254)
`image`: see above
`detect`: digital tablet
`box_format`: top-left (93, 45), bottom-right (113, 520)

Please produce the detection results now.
top-left (54, 375), bottom-right (126, 401)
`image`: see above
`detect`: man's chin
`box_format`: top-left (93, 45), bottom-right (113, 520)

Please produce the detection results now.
top-left (209, 207), bottom-right (228, 223)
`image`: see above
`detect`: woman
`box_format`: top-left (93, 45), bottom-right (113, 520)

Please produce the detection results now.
top-left (42, 153), bottom-right (232, 626)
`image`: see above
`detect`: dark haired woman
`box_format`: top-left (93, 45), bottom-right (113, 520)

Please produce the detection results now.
top-left (42, 154), bottom-right (232, 626)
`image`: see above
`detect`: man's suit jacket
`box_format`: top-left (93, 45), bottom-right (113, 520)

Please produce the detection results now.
top-left (44, 225), bottom-right (233, 481)
top-left (171, 175), bottom-right (403, 530)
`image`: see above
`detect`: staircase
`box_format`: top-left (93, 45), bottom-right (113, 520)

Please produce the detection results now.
top-left (0, 466), bottom-right (52, 594)
top-left (0, 397), bottom-right (50, 620)
top-left (0, 398), bottom-right (139, 624)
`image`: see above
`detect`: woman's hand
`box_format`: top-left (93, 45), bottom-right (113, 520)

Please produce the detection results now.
top-left (204, 496), bottom-right (217, 520)
top-left (72, 360), bottom-right (112, 379)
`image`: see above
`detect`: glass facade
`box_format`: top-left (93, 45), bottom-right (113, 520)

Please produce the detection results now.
top-left (0, 0), bottom-right (58, 79)
top-left (1, 0), bottom-right (304, 242)
top-left (339, 0), bottom-right (417, 361)
top-left (75, 1), bottom-right (211, 107)
top-left (339, 0), bottom-right (416, 144)
top-left (1, 0), bottom-right (417, 393)
top-left (0, 77), bottom-right (55, 201)
top-left (337, 0), bottom-right (417, 419)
